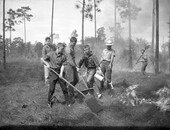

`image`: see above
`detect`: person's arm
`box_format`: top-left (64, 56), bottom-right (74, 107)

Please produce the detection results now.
top-left (43, 52), bottom-right (51, 66)
top-left (93, 55), bottom-right (103, 74)
top-left (41, 52), bottom-right (50, 68)
top-left (99, 50), bottom-right (104, 65)
top-left (42, 46), bottom-right (47, 59)
top-left (138, 55), bottom-right (147, 62)
top-left (73, 56), bottom-right (77, 67)
top-left (70, 54), bottom-right (77, 67)
top-left (60, 65), bottom-right (64, 77)
top-left (69, 47), bottom-right (77, 67)
top-left (52, 44), bottom-right (57, 51)
top-left (60, 54), bottom-right (67, 77)
top-left (78, 56), bottom-right (85, 68)
top-left (93, 55), bottom-right (100, 67)
top-left (109, 50), bottom-right (116, 68)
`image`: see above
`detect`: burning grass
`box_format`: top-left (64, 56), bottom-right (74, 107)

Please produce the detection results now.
top-left (113, 77), bottom-right (170, 112)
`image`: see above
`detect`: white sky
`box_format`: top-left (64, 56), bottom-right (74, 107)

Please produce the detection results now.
top-left (0, 0), bottom-right (170, 46)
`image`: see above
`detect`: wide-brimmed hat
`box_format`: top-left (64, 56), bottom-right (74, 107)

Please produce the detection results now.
top-left (105, 40), bottom-right (113, 46)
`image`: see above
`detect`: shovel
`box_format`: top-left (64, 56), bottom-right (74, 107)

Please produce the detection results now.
top-left (41, 58), bottom-right (103, 113)
top-left (78, 72), bottom-right (94, 94)
top-left (50, 67), bottom-right (103, 113)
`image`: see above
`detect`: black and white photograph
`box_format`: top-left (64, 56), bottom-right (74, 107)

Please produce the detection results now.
top-left (0, 0), bottom-right (170, 129)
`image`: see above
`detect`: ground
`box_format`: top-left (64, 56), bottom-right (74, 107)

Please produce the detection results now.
top-left (0, 61), bottom-right (170, 128)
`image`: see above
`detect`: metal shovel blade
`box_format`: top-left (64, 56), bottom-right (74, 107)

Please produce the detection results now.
top-left (84, 94), bottom-right (103, 114)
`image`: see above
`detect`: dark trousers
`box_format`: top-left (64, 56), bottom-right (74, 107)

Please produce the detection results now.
top-left (63, 64), bottom-right (79, 101)
top-left (100, 61), bottom-right (112, 89)
top-left (48, 69), bottom-right (69, 104)
top-left (141, 61), bottom-right (148, 75)
top-left (86, 68), bottom-right (96, 94)
top-left (94, 78), bottom-right (104, 93)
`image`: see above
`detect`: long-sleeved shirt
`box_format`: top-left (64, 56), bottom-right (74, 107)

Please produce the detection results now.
top-left (78, 52), bottom-right (99, 69)
top-left (44, 51), bottom-right (67, 69)
top-left (64, 44), bottom-right (76, 66)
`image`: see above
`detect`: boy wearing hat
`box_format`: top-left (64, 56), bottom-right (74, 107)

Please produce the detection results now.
top-left (100, 40), bottom-right (115, 90)
top-left (43, 42), bottom-right (69, 107)
top-left (59, 37), bottom-right (79, 106)
top-left (77, 45), bottom-right (102, 96)
top-left (42, 37), bottom-right (56, 85)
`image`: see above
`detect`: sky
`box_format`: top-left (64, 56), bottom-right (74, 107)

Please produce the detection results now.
top-left (0, 0), bottom-right (170, 47)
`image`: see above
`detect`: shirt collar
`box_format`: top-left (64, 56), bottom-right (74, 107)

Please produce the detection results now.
top-left (55, 52), bottom-right (62, 57)
top-left (85, 51), bottom-right (93, 57)
top-left (106, 48), bottom-right (113, 51)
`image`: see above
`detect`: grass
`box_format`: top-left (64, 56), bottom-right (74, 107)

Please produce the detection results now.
top-left (0, 57), bottom-right (44, 85)
top-left (0, 57), bottom-right (170, 127)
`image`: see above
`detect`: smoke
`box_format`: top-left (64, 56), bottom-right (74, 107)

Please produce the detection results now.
top-left (100, 0), bottom-right (170, 44)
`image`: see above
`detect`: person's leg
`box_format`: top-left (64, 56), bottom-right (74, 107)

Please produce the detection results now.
top-left (69, 66), bottom-right (79, 101)
top-left (44, 65), bottom-right (49, 85)
top-left (141, 62), bottom-right (147, 75)
top-left (105, 67), bottom-right (112, 89)
top-left (143, 62), bottom-right (148, 75)
top-left (101, 61), bottom-right (111, 89)
top-left (72, 66), bottom-right (79, 86)
top-left (58, 78), bottom-right (70, 105)
top-left (100, 62), bottom-right (106, 90)
top-left (68, 82), bottom-right (75, 104)
top-left (48, 79), bottom-right (57, 106)
top-left (94, 78), bottom-right (103, 99)
top-left (63, 64), bottom-right (75, 105)
top-left (86, 69), bottom-right (96, 95)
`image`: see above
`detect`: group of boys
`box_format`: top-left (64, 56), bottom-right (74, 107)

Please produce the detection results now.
top-left (42, 36), bottom-right (115, 108)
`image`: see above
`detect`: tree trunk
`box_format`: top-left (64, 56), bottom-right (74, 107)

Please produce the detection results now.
top-left (94, 0), bottom-right (96, 42)
top-left (168, 19), bottom-right (170, 72)
top-left (51, 0), bottom-right (54, 44)
top-left (24, 16), bottom-right (26, 44)
top-left (128, 0), bottom-right (132, 69)
top-left (82, 0), bottom-right (85, 45)
top-left (3, 0), bottom-right (6, 69)
top-left (151, 0), bottom-right (155, 56)
top-left (115, 0), bottom-right (116, 42)
top-left (155, 0), bottom-right (159, 74)
top-left (7, 27), bottom-right (12, 57)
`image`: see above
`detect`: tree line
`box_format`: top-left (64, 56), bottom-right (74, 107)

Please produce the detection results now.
top-left (0, 35), bottom-right (43, 59)
top-left (1, 0), bottom-right (163, 73)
